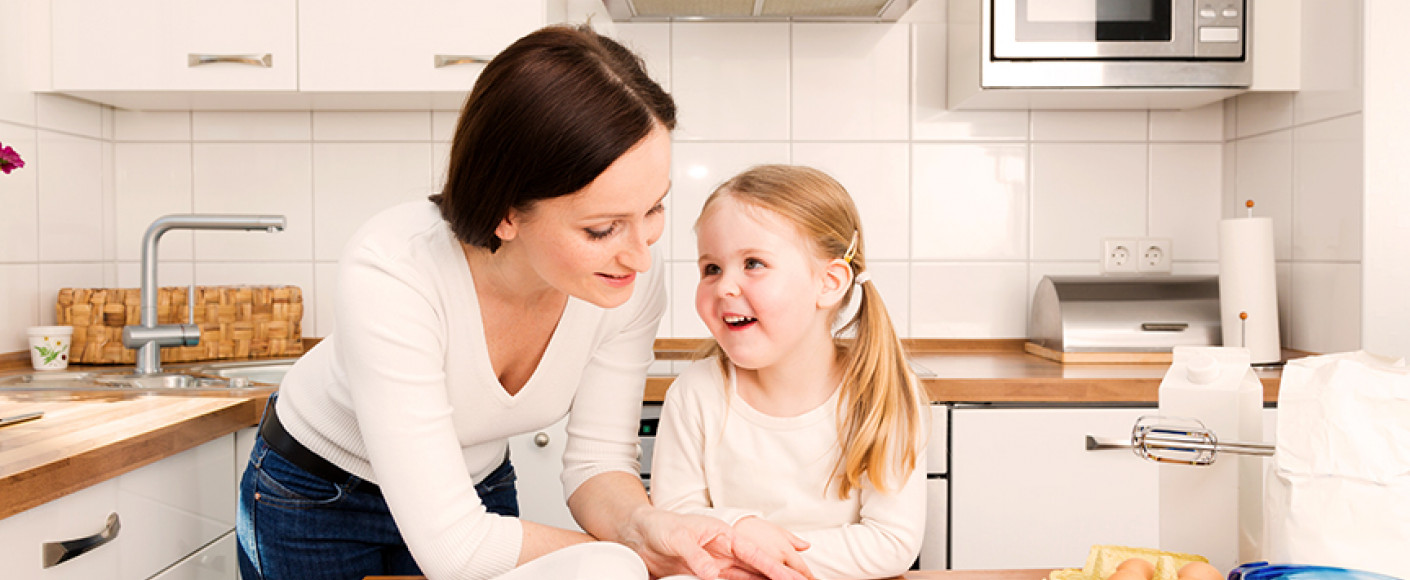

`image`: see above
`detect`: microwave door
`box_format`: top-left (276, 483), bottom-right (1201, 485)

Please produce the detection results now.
top-left (992, 0), bottom-right (1196, 59)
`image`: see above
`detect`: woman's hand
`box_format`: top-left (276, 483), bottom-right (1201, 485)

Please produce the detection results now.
top-left (618, 505), bottom-right (735, 579)
top-left (721, 517), bottom-right (814, 580)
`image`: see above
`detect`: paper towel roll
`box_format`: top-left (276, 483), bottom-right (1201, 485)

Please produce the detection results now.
top-left (1218, 217), bottom-right (1281, 363)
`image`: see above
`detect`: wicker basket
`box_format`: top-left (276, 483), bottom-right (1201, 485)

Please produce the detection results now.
top-left (55, 286), bottom-right (304, 365)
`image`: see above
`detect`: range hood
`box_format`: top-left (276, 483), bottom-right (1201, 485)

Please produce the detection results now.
top-left (603, 0), bottom-right (917, 21)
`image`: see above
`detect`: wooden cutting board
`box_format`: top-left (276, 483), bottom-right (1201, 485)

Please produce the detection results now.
top-left (1025, 342), bottom-right (1174, 364)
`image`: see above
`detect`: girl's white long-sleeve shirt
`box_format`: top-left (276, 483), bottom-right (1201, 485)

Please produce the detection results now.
top-left (274, 200), bottom-right (665, 580)
top-left (650, 359), bottom-right (927, 580)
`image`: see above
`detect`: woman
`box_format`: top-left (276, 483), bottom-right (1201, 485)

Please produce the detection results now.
top-left (236, 25), bottom-right (802, 580)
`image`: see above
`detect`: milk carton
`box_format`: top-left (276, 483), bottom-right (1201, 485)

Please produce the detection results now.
top-left (1157, 346), bottom-right (1264, 570)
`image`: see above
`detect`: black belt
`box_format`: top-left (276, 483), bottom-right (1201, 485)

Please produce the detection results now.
top-left (260, 398), bottom-right (381, 495)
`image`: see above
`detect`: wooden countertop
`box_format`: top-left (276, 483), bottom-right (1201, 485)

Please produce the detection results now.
top-left (0, 390), bottom-right (271, 519)
top-left (0, 338), bottom-right (1288, 520)
top-left (647, 339), bottom-right (1285, 404)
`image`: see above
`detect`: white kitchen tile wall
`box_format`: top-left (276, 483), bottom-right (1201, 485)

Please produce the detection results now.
top-left (0, 7), bottom-right (1369, 352)
top-left (35, 94), bottom-right (103, 139)
top-left (193, 112), bottom-right (311, 142)
top-left (911, 263), bottom-right (1028, 338)
top-left (192, 143), bottom-right (314, 261)
top-left (911, 143), bottom-right (1027, 261)
top-left (114, 111), bottom-right (190, 142)
top-left (613, 23), bottom-right (672, 91)
top-left (312, 143), bottom-right (435, 260)
top-left (671, 23), bottom-right (790, 141)
top-left (312, 112), bottom-right (431, 142)
top-left (1232, 131), bottom-right (1294, 257)
top-left (791, 23), bottom-right (909, 141)
top-left (1150, 102), bottom-right (1224, 142)
top-left (0, 0), bottom-right (38, 128)
top-left (36, 129), bottom-right (106, 262)
top-left (0, 121), bottom-right (39, 263)
top-left (1222, 1), bottom-right (1365, 353)
top-left (114, 143), bottom-right (193, 261)
top-left (116, 261), bottom-right (194, 290)
top-left (792, 142), bottom-right (910, 260)
top-left (0, 265), bottom-right (40, 352)
top-left (1031, 111), bottom-right (1147, 142)
top-left (1030, 143), bottom-right (1147, 260)
top-left (1292, 0), bottom-right (1363, 126)
top-left (1149, 143), bottom-right (1223, 261)
top-left (1292, 114), bottom-right (1363, 261)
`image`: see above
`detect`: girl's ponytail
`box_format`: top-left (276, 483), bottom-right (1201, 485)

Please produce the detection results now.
top-left (831, 250), bottom-right (926, 499)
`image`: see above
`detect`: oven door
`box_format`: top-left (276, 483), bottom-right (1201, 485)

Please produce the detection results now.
top-left (993, 0), bottom-right (1202, 59)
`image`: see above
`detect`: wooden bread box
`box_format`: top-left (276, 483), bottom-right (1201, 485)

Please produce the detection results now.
top-left (55, 286), bottom-right (304, 364)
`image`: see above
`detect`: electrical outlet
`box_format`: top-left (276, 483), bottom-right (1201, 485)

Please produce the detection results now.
top-left (1138, 238), bottom-right (1173, 272)
top-left (1102, 239), bottom-right (1139, 273)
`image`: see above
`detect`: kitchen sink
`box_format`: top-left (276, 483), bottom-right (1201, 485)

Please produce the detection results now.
top-left (0, 369), bottom-right (268, 394)
top-left (173, 359), bottom-right (299, 386)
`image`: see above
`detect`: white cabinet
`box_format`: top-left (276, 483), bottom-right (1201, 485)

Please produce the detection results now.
top-left (149, 531), bottom-right (238, 580)
top-left (918, 404), bottom-right (949, 570)
top-left (298, 0), bottom-right (545, 92)
top-left (0, 435), bottom-right (237, 580)
top-left (47, 0), bottom-right (606, 110)
top-left (0, 477), bottom-right (120, 579)
top-left (51, 0), bottom-right (297, 91)
top-left (507, 416), bottom-right (581, 531)
top-left (949, 407), bottom-right (1158, 569)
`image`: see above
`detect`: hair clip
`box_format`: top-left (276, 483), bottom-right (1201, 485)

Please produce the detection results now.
top-left (843, 230), bottom-right (860, 263)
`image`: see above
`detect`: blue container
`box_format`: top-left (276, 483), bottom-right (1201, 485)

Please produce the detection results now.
top-left (1230, 563), bottom-right (1404, 580)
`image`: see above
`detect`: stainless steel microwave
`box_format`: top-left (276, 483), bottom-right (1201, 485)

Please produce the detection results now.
top-left (954, 0), bottom-right (1253, 92)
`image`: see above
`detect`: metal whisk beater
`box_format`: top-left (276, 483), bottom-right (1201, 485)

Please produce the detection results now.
top-left (1130, 415), bottom-right (1273, 465)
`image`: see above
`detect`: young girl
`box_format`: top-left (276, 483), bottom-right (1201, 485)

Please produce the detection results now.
top-left (651, 165), bottom-right (929, 580)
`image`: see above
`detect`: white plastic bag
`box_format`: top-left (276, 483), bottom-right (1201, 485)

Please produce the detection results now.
top-left (1264, 351), bottom-right (1410, 579)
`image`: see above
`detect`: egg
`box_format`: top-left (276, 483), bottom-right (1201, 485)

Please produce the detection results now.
top-left (1178, 561), bottom-right (1223, 580)
top-left (1108, 568), bottom-right (1146, 580)
top-left (1116, 558), bottom-right (1156, 580)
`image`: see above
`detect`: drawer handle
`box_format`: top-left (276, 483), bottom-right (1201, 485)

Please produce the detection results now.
top-left (187, 53), bottom-right (273, 68)
top-left (533, 432), bottom-right (550, 448)
top-left (1084, 435), bottom-right (1132, 451)
top-left (1140, 322), bottom-right (1189, 332)
top-left (434, 54), bottom-right (493, 68)
top-left (43, 512), bottom-right (120, 568)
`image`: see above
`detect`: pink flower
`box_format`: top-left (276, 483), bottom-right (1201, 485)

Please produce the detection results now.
top-left (1, 143), bottom-right (25, 175)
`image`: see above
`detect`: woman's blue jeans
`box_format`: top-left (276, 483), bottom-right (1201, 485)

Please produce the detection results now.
top-left (236, 428), bottom-right (519, 580)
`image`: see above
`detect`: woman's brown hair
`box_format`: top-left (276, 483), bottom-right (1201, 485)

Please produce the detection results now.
top-left (696, 164), bottom-right (927, 499)
top-left (432, 25), bottom-right (676, 251)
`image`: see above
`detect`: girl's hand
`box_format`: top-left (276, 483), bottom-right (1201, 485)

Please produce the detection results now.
top-left (724, 517), bottom-right (815, 580)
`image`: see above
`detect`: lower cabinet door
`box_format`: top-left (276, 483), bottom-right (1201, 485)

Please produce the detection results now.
top-left (149, 530), bottom-right (237, 580)
top-left (950, 407), bottom-right (1158, 569)
top-left (918, 478), bottom-right (948, 570)
top-left (507, 416), bottom-right (581, 531)
top-left (0, 479), bottom-right (120, 579)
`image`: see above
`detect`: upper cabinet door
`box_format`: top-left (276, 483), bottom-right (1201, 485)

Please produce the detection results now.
top-left (51, 0), bottom-right (297, 91)
top-left (298, 0), bottom-right (546, 92)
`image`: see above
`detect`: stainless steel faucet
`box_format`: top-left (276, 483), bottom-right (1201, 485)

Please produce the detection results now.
top-left (122, 214), bottom-right (287, 376)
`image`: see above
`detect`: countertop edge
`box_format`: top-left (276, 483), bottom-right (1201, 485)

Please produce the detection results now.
top-left (0, 395), bottom-right (266, 519)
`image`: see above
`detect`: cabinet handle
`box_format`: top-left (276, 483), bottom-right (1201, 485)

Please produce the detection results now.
top-left (187, 53), bottom-right (273, 68)
top-left (1084, 435), bottom-right (1132, 451)
top-left (533, 432), bottom-right (550, 447)
top-left (42, 512), bottom-right (120, 568)
top-left (434, 54), bottom-right (493, 68)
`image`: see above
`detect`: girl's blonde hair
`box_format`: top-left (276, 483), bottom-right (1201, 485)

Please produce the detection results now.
top-left (695, 164), bottom-right (926, 499)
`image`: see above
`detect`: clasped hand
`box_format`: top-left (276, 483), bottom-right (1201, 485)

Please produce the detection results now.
top-left (624, 507), bottom-right (814, 580)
